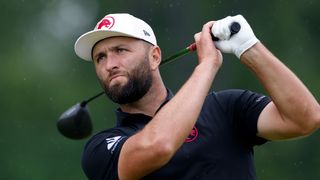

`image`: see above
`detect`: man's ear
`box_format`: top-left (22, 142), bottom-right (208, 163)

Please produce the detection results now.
top-left (149, 46), bottom-right (161, 70)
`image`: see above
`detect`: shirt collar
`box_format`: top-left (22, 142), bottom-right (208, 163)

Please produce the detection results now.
top-left (115, 88), bottom-right (173, 127)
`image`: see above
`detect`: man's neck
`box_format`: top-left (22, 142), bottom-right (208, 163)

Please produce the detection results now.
top-left (119, 80), bottom-right (167, 117)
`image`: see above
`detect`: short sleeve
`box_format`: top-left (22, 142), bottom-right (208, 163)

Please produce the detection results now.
top-left (82, 129), bottom-right (128, 180)
top-left (215, 89), bottom-right (271, 146)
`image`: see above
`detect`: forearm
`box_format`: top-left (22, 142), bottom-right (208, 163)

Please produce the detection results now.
top-left (241, 42), bottom-right (320, 134)
top-left (147, 62), bottom-right (217, 151)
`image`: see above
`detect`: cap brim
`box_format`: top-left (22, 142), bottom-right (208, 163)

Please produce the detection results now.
top-left (74, 30), bottom-right (137, 61)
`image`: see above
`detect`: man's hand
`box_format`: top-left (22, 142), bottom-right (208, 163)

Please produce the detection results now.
top-left (212, 15), bottom-right (259, 59)
top-left (194, 21), bottom-right (223, 70)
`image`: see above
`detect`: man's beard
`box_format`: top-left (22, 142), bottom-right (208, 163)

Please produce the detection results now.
top-left (102, 56), bottom-right (152, 104)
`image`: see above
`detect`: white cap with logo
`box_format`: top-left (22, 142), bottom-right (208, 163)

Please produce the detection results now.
top-left (74, 13), bottom-right (157, 61)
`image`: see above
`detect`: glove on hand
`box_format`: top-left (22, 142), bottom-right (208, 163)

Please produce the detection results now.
top-left (212, 15), bottom-right (259, 59)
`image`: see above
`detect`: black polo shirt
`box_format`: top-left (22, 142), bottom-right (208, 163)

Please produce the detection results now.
top-left (82, 89), bottom-right (271, 180)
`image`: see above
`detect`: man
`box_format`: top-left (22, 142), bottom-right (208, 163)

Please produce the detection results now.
top-left (74, 13), bottom-right (320, 180)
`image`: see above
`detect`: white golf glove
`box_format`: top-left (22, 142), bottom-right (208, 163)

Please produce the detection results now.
top-left (212, 15), bottom-right (259, 59)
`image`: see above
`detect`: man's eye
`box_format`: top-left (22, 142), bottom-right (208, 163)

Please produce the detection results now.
top-left (116, 48), bottom-right (126, 53)
top-left (95, 55), bottom-right (105, 63)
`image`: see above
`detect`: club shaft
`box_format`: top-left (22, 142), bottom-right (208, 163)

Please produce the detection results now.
top-left (82, 91), bottom-right (105, 106)
top-left (160, 43), bottom-right (196, 66)
top-left (161, 22), bottom-right (240, 66)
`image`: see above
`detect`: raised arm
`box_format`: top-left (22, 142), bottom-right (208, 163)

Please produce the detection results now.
top-left (212, 15), bottom-right (320, 140)
top-left (118, 22), bottom-right (222, 179)
top-left (241, 42), bottom-right (320, 140)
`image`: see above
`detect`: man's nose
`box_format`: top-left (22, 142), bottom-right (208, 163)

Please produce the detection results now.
top-left (103, 54), bottom-right (119, 71)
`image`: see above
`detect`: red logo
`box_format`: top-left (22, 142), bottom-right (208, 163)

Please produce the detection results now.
top-left (97, 16), bottom-right (115, 29)
top-left (185, 126), bottom-right (198, 142)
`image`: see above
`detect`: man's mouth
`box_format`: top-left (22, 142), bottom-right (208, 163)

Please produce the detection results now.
top-left (110, 74), bottom-right (123, 81)
top-left (108, 72), bottom-right (128, 87)
top-left (109, 70), bottom-right (123, 80)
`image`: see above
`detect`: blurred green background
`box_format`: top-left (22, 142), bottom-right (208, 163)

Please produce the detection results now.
top-left (1, 0), bottom-right (319, 179)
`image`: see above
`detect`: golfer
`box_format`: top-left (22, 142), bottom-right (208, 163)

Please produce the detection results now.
top-left (74, 13), bottom-right (320, 180)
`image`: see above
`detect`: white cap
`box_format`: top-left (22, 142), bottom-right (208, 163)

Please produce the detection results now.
top-left (74, 13), bottom-right (157, 61)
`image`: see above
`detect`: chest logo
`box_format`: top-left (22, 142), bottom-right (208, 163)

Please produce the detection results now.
top-left (185, 126), bottom-right (198, 143)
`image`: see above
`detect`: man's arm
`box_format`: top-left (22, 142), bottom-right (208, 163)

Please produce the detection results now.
top-left (241, 42), bottom-right (320, 140)
top-left (118, 22), bottom-right (222, 180)
top-left (212, 14), bottom-right (320, 140)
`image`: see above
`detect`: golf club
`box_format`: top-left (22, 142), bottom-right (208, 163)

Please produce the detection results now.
top-left (57, 22), bottom-right (241, 140)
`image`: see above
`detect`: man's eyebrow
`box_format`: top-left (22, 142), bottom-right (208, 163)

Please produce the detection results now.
top-left (93, 51), bottom-right (106, 61)
top-left (110, 44), bottom-right (129, 49)
top-left (92, 43), bottom-right (131, 59)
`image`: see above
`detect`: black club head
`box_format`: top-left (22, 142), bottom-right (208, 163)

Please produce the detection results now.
top-left (57, 102), bottom-right (93, 140)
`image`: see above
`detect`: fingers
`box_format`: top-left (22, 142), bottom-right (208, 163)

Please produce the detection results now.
top-left (201, 21), bottom-right (215, 41)
top-left (194, 22), bottom-right (217, 59)
top-left (194, 32), bottom-right (200, 44)
top-left (194, 21), bottom-right (214, 43)
top-left (194, 21), bottom-right (223, 68)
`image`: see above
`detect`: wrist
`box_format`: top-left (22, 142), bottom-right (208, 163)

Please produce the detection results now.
top-left (195, 61), bottom-right (220, 81)
top-left (236, 37), bottom-right (259, 59)
top-left (240, 42), bottom-right (269, 65)
top-left (200, 58), bottom-right (221, 71)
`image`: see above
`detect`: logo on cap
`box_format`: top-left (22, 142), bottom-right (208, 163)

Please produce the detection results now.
top-left (143, 30), bottom-right (150, 36)
top-left (97, 16), bottom-right (115, 30)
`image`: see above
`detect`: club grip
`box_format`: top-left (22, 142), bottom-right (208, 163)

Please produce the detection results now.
top-left (212, 22), bottom-right (241, 41)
